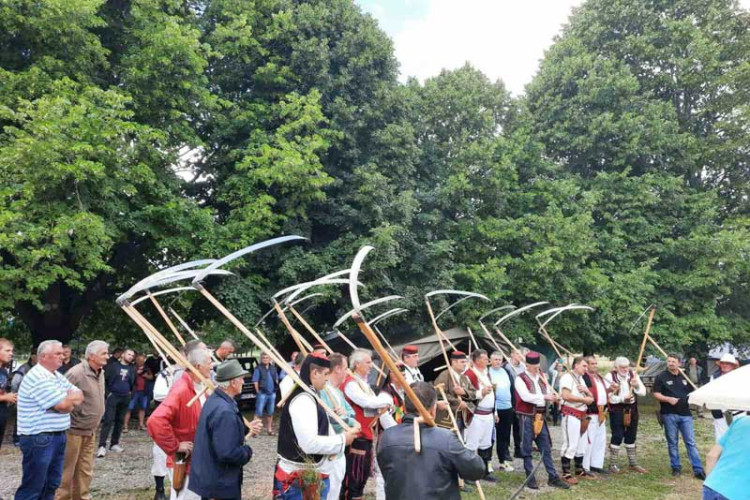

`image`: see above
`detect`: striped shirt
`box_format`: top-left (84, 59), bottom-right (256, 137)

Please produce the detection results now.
top-left (18, 364), bottom-right (79, 435)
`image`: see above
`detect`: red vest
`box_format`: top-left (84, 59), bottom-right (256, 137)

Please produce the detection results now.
top-left (514, 372), bottom-right (548, 416)
top-left (340, 374), bottom-right (378, 441)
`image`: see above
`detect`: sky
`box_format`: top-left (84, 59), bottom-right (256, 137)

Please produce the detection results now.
top-left (356, 0), bottom-right (750, 96)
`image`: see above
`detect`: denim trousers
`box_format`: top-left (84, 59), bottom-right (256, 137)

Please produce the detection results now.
top-left (15, 431), bottom-right (67, 500)
top-left (255, 392), bottom-right (277, 417)
top-left (662, 413), bottom-right (704, 473)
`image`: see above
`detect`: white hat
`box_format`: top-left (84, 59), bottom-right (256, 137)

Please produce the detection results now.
top-left (718, 353), bottom-right (739, 366)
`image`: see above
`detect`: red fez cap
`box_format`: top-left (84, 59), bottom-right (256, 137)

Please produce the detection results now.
top-left (525, 351), bottom-right (540, 365)
top-left (402, 345), bottom-right (419, 354)
top-left (451, 350), bottom-right (467, 360)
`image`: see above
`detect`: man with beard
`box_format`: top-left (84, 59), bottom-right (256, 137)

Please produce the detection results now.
top-left (401, 345), bottom-right (423, 385)
top-left (604, 356), bottom-right (647, 474)
top-left (464, 349), bottom-right (497, 482)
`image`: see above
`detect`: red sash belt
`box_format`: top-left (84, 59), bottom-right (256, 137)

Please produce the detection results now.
top-left (273, 466), bottom-right (329, 495)
top-left (561, 405), bottom-right (587, 420)
top-left (474, 408), bottom-right (494, 416)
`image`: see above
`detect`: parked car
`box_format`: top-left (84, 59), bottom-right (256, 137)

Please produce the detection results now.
top-left (233, 356), bottom-right (259, 410)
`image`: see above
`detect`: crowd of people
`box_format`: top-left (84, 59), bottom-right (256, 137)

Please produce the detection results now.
top-left (0, 335), bottom-right (748, 500)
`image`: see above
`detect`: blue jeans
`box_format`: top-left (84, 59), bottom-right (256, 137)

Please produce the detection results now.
top-left (702, 485), bottom-right (730, 500)
top-left (16, 432), bottom-right (67, 500)
top-left (273, 476), bottom-right (329, 500)
top-left (256, 392), bottom-right (276, 417)
top-left (662, 413), bottom-right (704, 473)
top-left (128, 391), bottom-right (150, 410)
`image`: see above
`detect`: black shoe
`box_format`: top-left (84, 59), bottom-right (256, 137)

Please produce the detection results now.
top-left (694, 471), bottom-right (706, 480)
top-left (153, 490), bottom-right (167, 500)
top-left (591, 467), bottom-right (610, 475)
top-left (548, 477), bottom-right (571, 489)
top-left (672, 469), bottom-right (681, 477)
top-left (526, 482), bottom-right (539, 490)
top-left (482, 473), bottom-right (498, 483)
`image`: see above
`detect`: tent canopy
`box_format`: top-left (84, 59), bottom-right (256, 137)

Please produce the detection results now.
top-left (688, 363), bottom-right (750, 411)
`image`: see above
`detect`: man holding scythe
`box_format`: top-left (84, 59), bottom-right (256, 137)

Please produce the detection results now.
top-left (433, 351), bottom-right (477, 432)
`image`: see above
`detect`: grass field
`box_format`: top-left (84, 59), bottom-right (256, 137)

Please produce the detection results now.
top-left (463, 402), bottom-right (713, 500)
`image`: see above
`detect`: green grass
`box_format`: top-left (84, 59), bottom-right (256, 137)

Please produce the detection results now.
top-left (462, 403), bottom-right (713, 500)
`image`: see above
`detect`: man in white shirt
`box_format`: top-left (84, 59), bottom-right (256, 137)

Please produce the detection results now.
top-left (401, 345), bottom-right (423, 385)
top-left (279, 352), bottom-right (304, 399)
top-left (464, 350), bottom-right (497, 482)
top-left (604, 356), bottom-right (647, 473)
top-left (507, 348), bottom-right (526, 458)
top-left (582, 356), bottom-right (610, 476)
top-left (514, 351), bottom-right (569, 490)
top-left (559, 356), bottom-right (594, 485)
top-left (339, 349), bottom-right (391, 500)
top-left (273, 354), bottom-right (358, 499)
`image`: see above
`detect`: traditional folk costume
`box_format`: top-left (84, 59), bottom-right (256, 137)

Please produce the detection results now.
top-left (464, 364), bottom-right (496, 479)
top-left (582, 369), bottom-right (609, 475)
top-left (433, 352), bottom-right (477, 433)
top-left (339, 368), bottom-right (392, 500)
top-left (514, 352), bottom-right (564, 489)
top-left (147, 371), bottom-right (205, 500)
top-left (558, 370), bottom-right (590, 483)
top-left (604, 367), bottom-right (646, 473)
top-left (319, 381), bottom-right (356, 500)
top-left (274, 356), bottom-right (347, 500)
top-left (401, 345), bottom-right (424, 386)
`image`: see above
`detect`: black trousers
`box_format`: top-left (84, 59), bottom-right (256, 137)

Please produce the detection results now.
top-left (610, 408), bottom-right (639, 446)
top-left (0, 406), bottom-right (7, 450)
top-left (511, 410), bottom-right (522, 456)
top-left (99, 393), bottom-right (130, 447)
top-left (341, 437), bottom-right (372, 500)
top-left (495, 408), bottom-right (514, 463)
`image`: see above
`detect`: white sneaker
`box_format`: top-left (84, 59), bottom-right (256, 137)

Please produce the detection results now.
top-left (110, 444), bottom-right (124, 453)
top-left (96, 446), bottom-right (106, 458)
top-left (504, 461), bottom-right (515, 472)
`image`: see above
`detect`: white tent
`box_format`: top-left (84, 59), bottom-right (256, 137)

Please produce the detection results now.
top-left (688, 363), bottom-right (750, 411)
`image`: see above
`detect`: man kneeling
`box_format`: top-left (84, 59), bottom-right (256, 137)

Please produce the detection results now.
top-left (376, 382), bottom-right (485, 499)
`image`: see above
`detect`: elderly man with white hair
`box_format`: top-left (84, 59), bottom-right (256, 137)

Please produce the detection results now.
top-left (339, 349), bottom-right (391, 500)
top-left (709, 353), bottom-right (740, 441)
top-left (147, 348), bottom-right (212, 500)
top-left (16, 340), bottom-right (85, 500)
top-left (56, 340), bottom-right (109, 500)
top-left (604, 356), bottom-right (646, 473)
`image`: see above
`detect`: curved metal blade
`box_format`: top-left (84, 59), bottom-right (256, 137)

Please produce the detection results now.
top-left (368, 308), bottom-right (409, 327)
top-left (120, 259), bottom-right (215, 303)
top-left (118, 269), bottom-right (233, 305)
top-left (254, 292), bottom-right (327, 328)
top-left (537, 304), bottom-right (594, 330)
top-left (288, 293), bottom-right (325, 308)
top-left (274, 269), bottom-right (352, 301)
top-left (494, 301), bottom-right (550, 326)
top-left (425, 289), bottom-right (490, 301)
top-left (334, 295), bottom-right (404, 329)
top-left (478, 305), bottom-right (517, 322)
top-left (349, 246), bottom-right (375, 315)
top-left (130, 286), bottom-right (196, 307)
top-left (435, 295), bottom-right (474, 321)
top-left (625, 304), bottom-right (656, 337)
top-left (282, 279), bottom-right (363, 305)
top-left (192, 235), bottom-right (306, 285)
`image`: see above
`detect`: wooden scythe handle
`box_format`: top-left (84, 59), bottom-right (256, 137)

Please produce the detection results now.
top-left (646, 334), bottom-right (699, 391)
top-left (288, 305), bottom-right (334, 354)
top-left (274, 302), bottom-right (311, 355)
top-left (351, 314), bottom-right (435, 427)
top-left (635, 307), bottom-right (656, 372)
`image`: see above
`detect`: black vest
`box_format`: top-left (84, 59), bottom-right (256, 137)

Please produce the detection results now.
top-left (278, 388), bottom-right (330, 464)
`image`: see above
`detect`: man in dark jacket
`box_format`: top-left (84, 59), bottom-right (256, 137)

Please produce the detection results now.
top-left (377, 381), bottom-right (485, 500)
top-left (98, 348), bottom-right (135, 457)
top-left (189, 360), bottom-right (262, 500)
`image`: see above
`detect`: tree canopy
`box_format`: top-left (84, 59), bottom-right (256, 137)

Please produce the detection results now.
top-left (1, 0), bottom-right (749, 360)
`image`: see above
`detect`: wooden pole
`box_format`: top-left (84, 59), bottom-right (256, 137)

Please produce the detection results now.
top-left (372, 324), bottom-right (401, 361)
top-left (288, 305), bottom-right (334, 354)
top-left (194, 286), bottom-right (353, 430)
top-left (478, 321), bottom-right (504, 354)
top-left (168, 307), bottom-right (220, 365)
top-left (426, 299), bottom-right (461, 387)
top-left (274, 301), bottom-right (311, 355)
top-left (635, 307), bottom-right (656, 372)
top-left (147, 292), bottom-right (187, 346)
top-left (467, 327), bottom-right (480, 351)
top-left (494, 326), bottom-right (521, 355)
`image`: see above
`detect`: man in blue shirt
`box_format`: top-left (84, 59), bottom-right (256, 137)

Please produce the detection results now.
top-left (488, 351), bottom-right (515, 472)
top-left (15, 340), bottom-right (84, 500)
top-left (703, 415), bottom-right (750, 500)
top-left (252, 353), bottom-right (279, 435)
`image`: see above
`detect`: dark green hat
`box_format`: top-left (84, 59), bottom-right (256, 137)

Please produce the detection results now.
top-left (215, 359), bottom-right (249, 382)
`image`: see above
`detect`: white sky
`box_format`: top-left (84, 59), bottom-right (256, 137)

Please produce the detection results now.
top-left (357, 0), bottom-right (750, 96)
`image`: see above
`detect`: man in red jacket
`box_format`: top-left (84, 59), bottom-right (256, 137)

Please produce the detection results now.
top-left (147, 348), bottom-right (212, 500)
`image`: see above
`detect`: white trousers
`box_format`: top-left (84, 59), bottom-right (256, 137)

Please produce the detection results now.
top-left (713, 418), bottom-right (729, 442)
top-left (464, 412), bottom-right (495, 451)
top-left (561, 415), bottom-right (588, 459)
top-left (151, 443), bottom-right (168, 477)
top-left (583, 414), bottom-right (607, 470)
top-left (167, 469), bottom-right (200, 500)
top-left (327, 454), bottom-right (346, 500)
